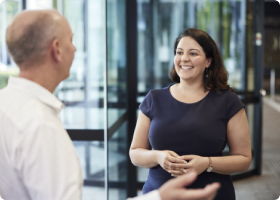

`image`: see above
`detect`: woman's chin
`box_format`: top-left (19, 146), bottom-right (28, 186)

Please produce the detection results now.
top-left (179, 76), bottom-right (203, 84)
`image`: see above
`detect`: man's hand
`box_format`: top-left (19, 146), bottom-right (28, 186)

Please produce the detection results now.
top-left (158, 171), bottom-right (220, 200)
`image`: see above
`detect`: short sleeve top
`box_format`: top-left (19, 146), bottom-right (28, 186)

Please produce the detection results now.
top-left (139, 86), bottom-right (244, 157)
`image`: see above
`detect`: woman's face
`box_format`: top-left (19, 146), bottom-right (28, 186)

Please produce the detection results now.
top-left (174, 36), bottom-right (212, 84)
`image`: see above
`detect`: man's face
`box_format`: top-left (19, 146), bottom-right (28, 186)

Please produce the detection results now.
top-left (59, 18), bottom-right (76, 81)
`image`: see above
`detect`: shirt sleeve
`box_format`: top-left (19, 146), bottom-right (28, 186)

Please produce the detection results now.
top-left (0, 190), bottom-right (3, 199)
top-left (226, 91), bottom-right (245, 121)
top-left (127, 190), bottom-right (161, 200)
top-left (139, 91), bottom-right (153, 119)
top-left (15, 122), bottom-right (82, 200)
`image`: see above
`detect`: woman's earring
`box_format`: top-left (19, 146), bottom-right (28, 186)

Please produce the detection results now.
top-left (205, 68), bottom-right (209, 78)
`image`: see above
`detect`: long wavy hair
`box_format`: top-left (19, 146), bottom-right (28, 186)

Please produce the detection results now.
top-left (170, 28), bottom-right (234, 92)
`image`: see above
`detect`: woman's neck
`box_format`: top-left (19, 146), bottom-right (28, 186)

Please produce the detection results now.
top-left (177, 78), bottom-right (206, 96)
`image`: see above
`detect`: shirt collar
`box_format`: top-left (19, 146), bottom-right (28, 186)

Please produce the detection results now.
top-left (7, 76), bottom-right (64, 112)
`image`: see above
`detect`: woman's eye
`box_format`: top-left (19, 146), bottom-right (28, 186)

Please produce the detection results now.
top-left (176, 51), bottom-right (183, 55)
top-left (190, 52), bottom-right (197, 56)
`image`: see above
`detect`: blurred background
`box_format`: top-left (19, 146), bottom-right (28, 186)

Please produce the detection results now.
top-left (0, 0), bottom-right (279, 199)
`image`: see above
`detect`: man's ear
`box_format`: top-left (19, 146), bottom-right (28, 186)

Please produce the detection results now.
top-left (51, 39), bottom-right (62, 62)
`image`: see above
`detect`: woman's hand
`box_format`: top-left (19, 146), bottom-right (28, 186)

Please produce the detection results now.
top-left (156, 150), bottom-right (188, 175)
top-left (169, 155), bottom-right (209, 177)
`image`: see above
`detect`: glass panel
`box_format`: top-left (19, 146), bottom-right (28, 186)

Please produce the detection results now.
top-left (0, 0), bottom-right (20, 89)
top-left (107, 0), bottom-right (127, 125)
top-left (107, 0), bottom-right (127, 199)
top-left (74, 141), bottom-right (105, 200)
top-left (263, 2), bottom-right (280, 99)
top-left (137, 0), bottom-right (246, 96)
top-left (57, 0), bottom-right (105, 129)
top-left (108, 121), bottom-right (127, 200)
top-left (60, 0), bottom-right (106, 199)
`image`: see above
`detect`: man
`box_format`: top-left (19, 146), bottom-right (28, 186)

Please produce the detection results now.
top-left (0, 10), bottom-right (220, 200)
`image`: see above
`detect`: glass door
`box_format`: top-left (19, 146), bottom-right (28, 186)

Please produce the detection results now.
top-left (56, 0), bottom-right (107, 199)
top-left (106, 0), bottom-right (127, 200)
top-left (56, 0), bottom-right (128, 199)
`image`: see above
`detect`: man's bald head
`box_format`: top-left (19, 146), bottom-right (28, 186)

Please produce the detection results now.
top-left (6, 10), bottom-right (64, 66)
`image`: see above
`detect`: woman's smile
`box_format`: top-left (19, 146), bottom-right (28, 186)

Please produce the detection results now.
top-left (180, 65), bottom-right (193, 71)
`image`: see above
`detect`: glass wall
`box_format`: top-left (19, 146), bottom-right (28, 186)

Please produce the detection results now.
top-left (263, 2), bottom-right (280, 101)
top-left (57, 0), bottom-right (105, 130)
top-left (107, 0), bottom-right (127, 200)
top-left (57, 0), bottom-right (107, 199)
top-left (137, 0), bottom-right (246, 94)
top-left (58, 0), bottom-right (128, 199)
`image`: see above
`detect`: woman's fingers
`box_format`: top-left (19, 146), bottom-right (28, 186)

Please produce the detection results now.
top-left (169, 155), bottom-right (187, 164)
top-left (169, 162), bottom-right (190, 169)
top-left (180, 155), bottom-right (194, 160)
top-left (169, 151), bottom-right (180, 158)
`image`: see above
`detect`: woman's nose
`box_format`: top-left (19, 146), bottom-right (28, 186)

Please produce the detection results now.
top-left (181, 53), bottom-right (189, 61)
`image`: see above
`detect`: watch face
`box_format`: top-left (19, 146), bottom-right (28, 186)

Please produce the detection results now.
top-left (207, 167), bottom-right (213, 172)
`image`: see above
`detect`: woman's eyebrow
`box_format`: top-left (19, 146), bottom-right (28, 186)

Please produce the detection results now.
top-left (190, 48), bottom-right (200, 52)
top-left (176, 48), bottom-right (200, 52)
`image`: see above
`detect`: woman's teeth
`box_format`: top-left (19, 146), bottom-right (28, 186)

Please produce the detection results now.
top-left (181, 66), bottom-right (193, 70)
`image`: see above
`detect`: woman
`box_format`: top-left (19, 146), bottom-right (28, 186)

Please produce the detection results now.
top-left (129, 28), bottom-right (252, 200)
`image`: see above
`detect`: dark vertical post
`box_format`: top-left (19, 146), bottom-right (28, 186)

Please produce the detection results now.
top-left (126, 0), bottom-right (138, 198)
top-left (253, 0), bottom-right (264, 175)
top-left (22, 0), bottom-right (26, 10)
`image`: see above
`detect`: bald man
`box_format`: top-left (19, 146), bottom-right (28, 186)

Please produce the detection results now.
top-left (0, 10), bottom-right (81, 200)
top-left (0, 10), bottom-right (220, 200)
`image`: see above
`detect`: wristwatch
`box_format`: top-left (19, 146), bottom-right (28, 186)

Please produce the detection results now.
top-left (207, 157), bottom-right (213, 172)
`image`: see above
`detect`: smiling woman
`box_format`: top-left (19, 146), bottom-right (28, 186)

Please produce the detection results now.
top-left (170, 28), bottom-right (232, 93)
top-left (173, 36), bottom-right (211, 88)
top-left (130, 28), bottom-right (252, 200)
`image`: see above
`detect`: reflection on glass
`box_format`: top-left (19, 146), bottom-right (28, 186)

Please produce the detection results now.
top-left (61, 107), bottom-right (126, 129)
top-left (107, 0), bottom-right (127, 126)
top-left (137, 0), bottom-right (246, 95)
top-left (57, 0), bottom-right (105, 129)
top-left (0, 0), bottom-right (20, 89)
top-left (73, 141), bottom-right (105, 200)
top-left (108, 121), bottom-right (127, 200)
top-left (73, 122), bottom-right (127, 200)
top-left (107, 1), bottom-right (127, 199)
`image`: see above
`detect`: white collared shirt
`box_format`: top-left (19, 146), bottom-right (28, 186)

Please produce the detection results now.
top-left (0, 76), bottom-right (83, 200)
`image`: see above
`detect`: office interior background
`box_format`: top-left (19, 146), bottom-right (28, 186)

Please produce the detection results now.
top-left (0, 0), bottom-right (279, 199)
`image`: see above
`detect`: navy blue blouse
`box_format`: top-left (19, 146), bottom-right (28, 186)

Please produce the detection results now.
top-left (139, 86), bottom-right (245, 200)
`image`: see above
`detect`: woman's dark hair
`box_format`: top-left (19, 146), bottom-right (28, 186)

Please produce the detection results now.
top-left (170, 28), bottom-right (234, 92)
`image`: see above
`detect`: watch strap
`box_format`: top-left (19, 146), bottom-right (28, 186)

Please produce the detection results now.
top-left (207, 157), bottom-right (213, 172)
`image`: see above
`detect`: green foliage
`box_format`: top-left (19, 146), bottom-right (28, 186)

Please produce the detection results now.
top-left (53, 0), bottom-right (57, 9)
top-left (0, 75), bottom-right (9, 89)
top-left (0, 68), bottom-right (19, 89)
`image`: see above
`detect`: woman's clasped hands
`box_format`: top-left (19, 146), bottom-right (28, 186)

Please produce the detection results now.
top-left (157, 150), bottom-right (209, 177)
